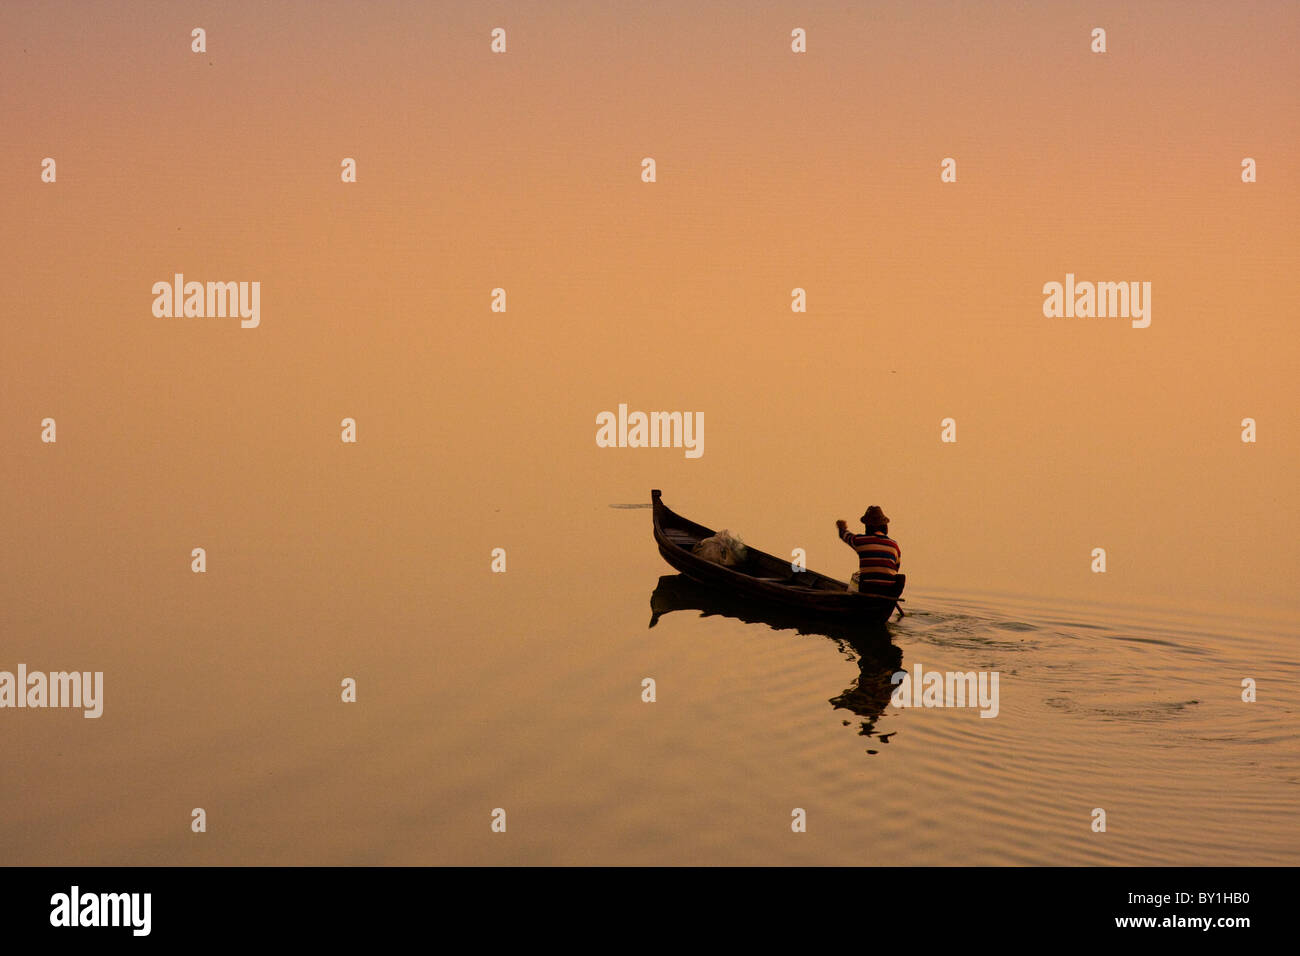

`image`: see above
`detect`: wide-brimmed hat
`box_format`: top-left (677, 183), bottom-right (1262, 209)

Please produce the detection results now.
top-left (860, 505), bottom-right (889, 528)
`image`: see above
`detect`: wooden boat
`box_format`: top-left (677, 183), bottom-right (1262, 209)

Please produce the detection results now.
top-left (651, 489), bottom-right (905, 624)
top-left (649, 573), bottom-right (898, 647)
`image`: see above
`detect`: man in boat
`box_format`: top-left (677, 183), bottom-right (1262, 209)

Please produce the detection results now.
top-left (836, 506), bottom-right (901, 593)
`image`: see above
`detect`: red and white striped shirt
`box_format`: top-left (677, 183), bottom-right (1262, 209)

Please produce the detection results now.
top-left (839, 528), bottom-right (901, 586)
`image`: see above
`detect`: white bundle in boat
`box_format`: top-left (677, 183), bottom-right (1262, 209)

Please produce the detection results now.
top-left (692, 529), bottom-right (748, 567)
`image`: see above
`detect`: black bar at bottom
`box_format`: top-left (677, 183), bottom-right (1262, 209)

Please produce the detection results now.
top-left (0, 866), bottom-right (1281, 942)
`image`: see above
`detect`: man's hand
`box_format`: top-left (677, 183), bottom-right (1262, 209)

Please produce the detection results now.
top-left (836, 519), bottom-right (848, 532)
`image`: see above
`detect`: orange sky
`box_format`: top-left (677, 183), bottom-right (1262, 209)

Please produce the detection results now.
top-left (2, 0), bottom-right (1297, 613)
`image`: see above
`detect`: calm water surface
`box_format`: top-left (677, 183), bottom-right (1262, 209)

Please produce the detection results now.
top-left (4, 497), bottom-right (1295, 866)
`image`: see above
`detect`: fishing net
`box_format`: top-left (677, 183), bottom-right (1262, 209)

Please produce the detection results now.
top-left (692, 530), bottom-right (748, 567)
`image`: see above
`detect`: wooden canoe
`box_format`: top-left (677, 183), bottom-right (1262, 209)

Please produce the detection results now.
top-left (651, 489), bottom-right (905, 624)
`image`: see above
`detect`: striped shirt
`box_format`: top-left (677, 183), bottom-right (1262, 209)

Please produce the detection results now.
top-left (840, 528), bottom-right (901, 586)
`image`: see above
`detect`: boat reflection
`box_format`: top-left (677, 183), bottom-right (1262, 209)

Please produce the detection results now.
top-left (648, 574), bottom-right (904, 750)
